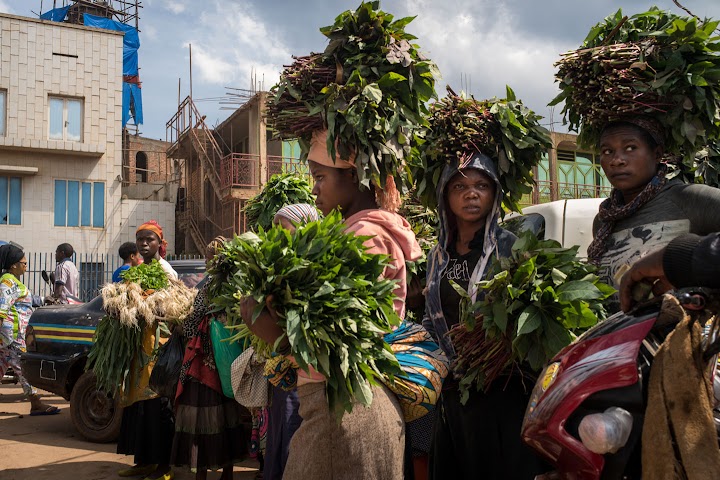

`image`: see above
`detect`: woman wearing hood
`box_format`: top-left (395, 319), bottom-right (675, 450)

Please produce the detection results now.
top-left (423, 153), bottom-right (544, 479)
top-left (240, 129), bottom-right (422, 480)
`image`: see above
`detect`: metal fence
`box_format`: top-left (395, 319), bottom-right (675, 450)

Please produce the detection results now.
top-left (23, 252), bottom-right (203, 302)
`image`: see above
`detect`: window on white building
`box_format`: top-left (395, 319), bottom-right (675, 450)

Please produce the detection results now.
top-left (0, 90), bottom-right (6, 136)
top-left (49, 96), bottom-right (83, 142)
top-left (54, 180), bottom-right (105, 228)
top-left (0, 176), bottom-right (21, 225)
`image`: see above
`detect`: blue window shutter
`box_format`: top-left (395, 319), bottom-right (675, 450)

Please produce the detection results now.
top-left (8, 177), bottom-right (21, 225)
top-left (54, 180), bottom-right (66, 226)
top-left (81, 182), bottom-right (92, 226)
top-left (92, 182), bottom-right (105, 228)
top-left (67, 181), bottom-right (79, 227)
top-left (0, 177), bottom-right (7, 225)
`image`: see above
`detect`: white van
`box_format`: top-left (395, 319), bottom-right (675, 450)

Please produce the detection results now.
top-left (502, 198), bottom-right (605, 257)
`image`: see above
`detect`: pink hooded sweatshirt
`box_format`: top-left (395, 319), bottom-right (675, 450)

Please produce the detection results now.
top-left (296, 208), bottom-right (422, 385)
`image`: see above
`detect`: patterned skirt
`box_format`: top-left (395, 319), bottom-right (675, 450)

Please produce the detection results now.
top-left (171, 379), bottom-right (252, 470)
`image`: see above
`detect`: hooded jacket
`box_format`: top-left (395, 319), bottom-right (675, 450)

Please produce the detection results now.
top-left (346, 209), bottom-right (423, 319)
top-left (422, 153), bottom-right (517, 361)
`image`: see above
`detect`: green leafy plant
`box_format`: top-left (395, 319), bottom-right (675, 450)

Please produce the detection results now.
top-left (86, 314), bottom-right (143, 394)
top-left (413, 86), bottom-right (552, 213)
top-left (551, 7), bottom-right (720, 162)
top-left (120, 259), bottom-right (168, 291)
top-left (449, 231), bottom-right (614, 403)
top-left (266, 1), bottom-right (439, 193)
top-left (694, 140), bottom-right (720, 187)
top-left (244, 173), bottom-right (315, 231)
top-left (207, 211), bottom-right (402, 418)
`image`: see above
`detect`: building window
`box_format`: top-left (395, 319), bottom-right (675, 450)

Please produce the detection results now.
top-left (0, 90), bottom-right (6, 137)
top-left (54, 180), bottom-right (105, 228)
top-left (136, 151), bottom-right (148, 183)
top-left (0, 176), bottom-right (21, 225)
top-left (49, 96), bottom-right (83, 142)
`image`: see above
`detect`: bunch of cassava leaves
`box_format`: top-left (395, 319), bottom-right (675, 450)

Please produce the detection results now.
top-left (449, 231), bottom-right (614, 403)
top-left (207, 211), bottom-right (402, 418)
top-left (414, 86), bottom-right (552, 214)
top-left (244, 173), bottom-right (315, 231)
top-left (266, 1), bottom-right (439, 193)
top-left (551, 7), bottom-right (720, 161)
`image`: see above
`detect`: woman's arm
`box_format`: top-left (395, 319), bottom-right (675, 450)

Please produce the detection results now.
top-left (240, 296), bottom-right (289, 352)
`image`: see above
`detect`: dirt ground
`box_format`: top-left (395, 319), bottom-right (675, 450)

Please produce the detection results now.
top-left (0, 384), bottom-right (260, 480)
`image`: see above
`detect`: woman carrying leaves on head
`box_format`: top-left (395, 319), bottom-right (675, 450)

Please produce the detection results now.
top-left (171, 236), bottom-right (253, 480)
top-left (415, 88), bottom-right (551, 479)
top-left (550, 8), bottom-right (720, 311)
top-left (241, 131), bottom-right (422, 480)
top-left (117, 220), bottom-right (178, 480)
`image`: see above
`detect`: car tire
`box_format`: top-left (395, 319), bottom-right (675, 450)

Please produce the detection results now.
top-left (70, 370), bottom-right (123, 443)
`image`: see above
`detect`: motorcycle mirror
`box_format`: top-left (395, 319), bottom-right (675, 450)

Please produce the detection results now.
top-left (41, 270), bottom-right (50, 284)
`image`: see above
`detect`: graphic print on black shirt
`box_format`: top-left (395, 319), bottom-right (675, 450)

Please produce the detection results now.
top-left (440, 249), bottom-right (483, 329)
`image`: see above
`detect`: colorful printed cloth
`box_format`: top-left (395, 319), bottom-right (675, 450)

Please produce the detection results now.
top-left (383, 320), bottom-right (450, 422)
top-left (0, 273), bottom-right (34, 349)
top-left (250, 407), bottom-right (269, 460)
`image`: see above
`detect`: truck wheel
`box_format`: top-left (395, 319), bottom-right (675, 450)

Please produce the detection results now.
top-left (70, 370), bottom-right (123, 443)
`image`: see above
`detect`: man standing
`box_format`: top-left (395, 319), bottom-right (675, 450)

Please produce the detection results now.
top-left (52, 243), bottom-right (79, 303)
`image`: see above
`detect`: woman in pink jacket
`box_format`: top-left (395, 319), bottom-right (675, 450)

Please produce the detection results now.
top-left (241, 129), bottom-right (421, 480)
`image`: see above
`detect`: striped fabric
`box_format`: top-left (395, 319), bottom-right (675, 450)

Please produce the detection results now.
top-left (383, 320), bottom-right (450, 422)
top-left (274, 203), bottom-right (320, 225)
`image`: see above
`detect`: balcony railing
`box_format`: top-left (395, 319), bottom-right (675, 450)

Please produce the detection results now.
top-left (520, 180), bottom-right (611, 207)
top-left (220, 154), bottom-right (312, 190)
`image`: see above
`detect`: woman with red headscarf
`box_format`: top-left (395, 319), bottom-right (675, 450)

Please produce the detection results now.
top-left (116, 221), bottom-right (178, 480)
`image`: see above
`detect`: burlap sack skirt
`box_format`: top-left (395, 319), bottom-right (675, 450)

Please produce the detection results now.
top-left (283, 381), bottom-right (405, 480)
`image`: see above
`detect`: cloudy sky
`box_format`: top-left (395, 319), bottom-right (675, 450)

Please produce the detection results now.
top-left (4, 0), bottom-right (720, 140)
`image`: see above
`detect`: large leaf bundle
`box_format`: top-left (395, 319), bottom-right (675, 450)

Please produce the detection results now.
top-left (449, 231), bottom-right (614, 403)
top-left (551, 7), bottom-right (720, 160)
top-left (244, 173), bottom-right (315, 231)
top-left (266, 1), bottom-right (439, 192)
top-left (207, 211), bottom-right (402, 417)
top-left (413, 86), bottom-right (552, 213)
top-left (87, 266), bottom-right (197, 394)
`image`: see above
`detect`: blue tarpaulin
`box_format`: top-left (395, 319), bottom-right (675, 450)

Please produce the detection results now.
top-left (123, 83), bottom-right (144, 126)
top-left (83, 14), bottom-right (142, 126)
top-left (40, 6), bottom-right (70, 22)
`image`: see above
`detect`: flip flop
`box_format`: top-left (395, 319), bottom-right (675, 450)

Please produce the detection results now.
top-left (29, 406), bottom-right (60, 416)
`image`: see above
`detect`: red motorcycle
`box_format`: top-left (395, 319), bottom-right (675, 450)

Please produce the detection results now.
top-left (521, 288), bottom-right (720, 479)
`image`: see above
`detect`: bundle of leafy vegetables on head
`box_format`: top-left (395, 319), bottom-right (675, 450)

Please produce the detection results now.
top-left (266, 0), bottom-right (439, 195)
top-left (449, 231), bottom-right (614, 403)
top-left (413, 86), bottom-right (552, 214)
top-left (244, 173), bottom-right (316, 231)
top-left (207, 210), bottom-right (402, 418)
top-left (551, 6), bottom-right (720, 163)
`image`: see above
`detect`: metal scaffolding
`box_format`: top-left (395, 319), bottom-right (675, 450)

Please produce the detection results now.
top-left (40, 0), bottom-right (142, 30)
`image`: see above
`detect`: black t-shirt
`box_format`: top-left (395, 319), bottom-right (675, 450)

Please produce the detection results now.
top-left (440, 229), bottom-right (484, 328)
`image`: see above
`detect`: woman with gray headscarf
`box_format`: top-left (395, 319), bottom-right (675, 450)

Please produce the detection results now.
top-left (0, 244), bottom-right (59, 415)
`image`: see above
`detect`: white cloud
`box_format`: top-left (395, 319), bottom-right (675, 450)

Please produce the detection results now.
top-left (0, 1), bottom-right (12, 14)
top-left (399, 0), bottom-right (575, 126)
top-left (161, 0), bottom-right (187, 15)
top-left (177, 0), bottom-right (291, 88)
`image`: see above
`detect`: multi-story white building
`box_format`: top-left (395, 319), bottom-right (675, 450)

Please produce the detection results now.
top-left (0, 11), bottom-right (175, 257)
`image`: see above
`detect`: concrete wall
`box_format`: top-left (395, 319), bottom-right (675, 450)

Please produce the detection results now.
top-left (118, 198), bottom-right (176, 256)
top-left (0, 13), bottom-right (124, 255)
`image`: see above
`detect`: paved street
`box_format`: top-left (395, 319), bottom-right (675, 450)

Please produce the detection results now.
top-left (0, 384), bottom-right (259, 480)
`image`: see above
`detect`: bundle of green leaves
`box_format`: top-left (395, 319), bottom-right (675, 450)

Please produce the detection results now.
top-left (449, 231), bottom-right (614, 403)
top-left (120, 259), bottom-right (169, 291)
top-left (244, 173), bottom-right (315, 231)
top-left (86, 314), bottom-right (143, 394)
top-left (551, 7), bottom-right (720, 161)
top-left (413, 86), bottom-right (552, 213)
top-left (266, 1), bottom-right (439, 193)
top-left (206, 211), bottom-right (402, 418)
